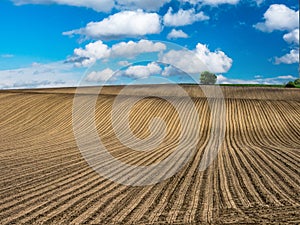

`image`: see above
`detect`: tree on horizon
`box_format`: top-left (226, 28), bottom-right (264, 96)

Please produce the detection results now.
top-left (200, 71), bottom-right (217, 85)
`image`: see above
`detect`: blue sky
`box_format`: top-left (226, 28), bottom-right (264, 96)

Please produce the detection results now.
top-left (0, 0), bottom-right (299, 88)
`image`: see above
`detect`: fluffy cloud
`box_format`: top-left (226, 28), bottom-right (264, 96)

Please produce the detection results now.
top-left (12, 0), bottom-right (115, 12)
top-left (275, 49), bottom-right (299, 64)
top-left (124, 62), bottom-right (162, 78)
top-left (161, 50), bottom-right (205, 74)
top-left (195, 43), bottom-right (232, 73)
top-left (63, 10), bottom-right (161, 40)
top-left (254, 4), bottom-right (299, 32)
top-left (254, 4), bottom-right (299, 65)
top-left (163, 8), bottom-right (209, 26)
top-left (167, 29), bottom-right (189, 39)
top-left (160, 43), bottom-right (232, 74)
top-left (111, 40), bottom-right (166, 58)
top-left (85, 68), bottom-right (114, 82)
top-left (283, 29), bottom-right (299, 45)
top-left (68, 40), bottom-right (166, 67)
top-left (71, 41), bottom-right (111, 67)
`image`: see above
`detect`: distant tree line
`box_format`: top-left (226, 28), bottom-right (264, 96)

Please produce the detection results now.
top-left (285, 78), bottom-right (300, 88)
top-left (200, 71), bottom-right (300, 88)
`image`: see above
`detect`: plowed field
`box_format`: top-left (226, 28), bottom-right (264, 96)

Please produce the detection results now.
top-left (0, 85), bottom-right (299, 224)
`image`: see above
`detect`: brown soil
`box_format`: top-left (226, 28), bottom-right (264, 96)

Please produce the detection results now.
top-left (0, 85), bottom-right (299, 224)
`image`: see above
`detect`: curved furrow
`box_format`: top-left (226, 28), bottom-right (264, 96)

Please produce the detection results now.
top-left (230, 99), bottom-right (299, 206)
top-left (235, 100), bottom-right (300, 204)
top-left (2, 175), bottom-right (117, 225)
top-left (98, 185), bottom-right (158, 223)
top-left (0, 87), bottom-right (299, 224)
top-left (230, 107), bottom-right (280, 207)
top-left (141, 171), bottom-right (191, 224)
top-left (0, 150), bottom-right (83, 189)
top-left (247, 146), bottom-right (300, 204)
top-left (133, 100), bottom-right (208, 223)
top-left (249, 100), bottom-right (297, 148)
top-left (262, 147), bottom-right (300, 177)
top-left (240, 99), bottom-right (300, 164)
top-left (72, 101), bottom-right (203, 224)
top-left (0, 170), bottom-right (106, 224)
top-left (259, 100), bottom-right (299, 146)
top-left (0, 159), bottom-right (89, 207)
top-left (0, 95), bottom-right (72, 140)
top-left (225, 99), bottom-right (262, 206)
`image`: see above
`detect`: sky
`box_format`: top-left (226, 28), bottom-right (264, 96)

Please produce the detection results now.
top-left (0, 0), bottom-right (299, 88)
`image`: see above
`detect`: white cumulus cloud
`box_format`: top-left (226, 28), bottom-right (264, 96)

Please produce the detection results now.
top-left (124, 62), bottom-right (162, 78)
top-left (167, 29), bottom-right (189, 39)
top-left (254, 4), bottom-right (299, 32)
top-left (161, 50), bottom-right (205, 74)
top-left (85, 68), bottom-right (115, 82)
top-left (70, 41), bottom-right (111, 67)
top-left (63, 10), bottom-right (161, 40)
top-left (111, 40), bottom-right (166, 58)
top-left (283, 29), bottom-right (299, 45)
top-left (163, 8), bottom-right (209, 27)
top-left (160, 43), bottom-right (232, 74)
top-left (254, 4), bottom-right (299, 65)
top-left (195, 43), bottom-right (232, 73)
top-left (275, 49), bottom-right (299, 64)
top-left (68, 40), bottom-right (166, 67)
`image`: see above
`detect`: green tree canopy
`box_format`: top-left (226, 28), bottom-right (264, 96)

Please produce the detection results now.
top-left (200, 71), bottom-right (217, 85)
top-left (285, 81), bottom-right (296, 88)
top-left (294, 78), bottom-right (300, 85)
